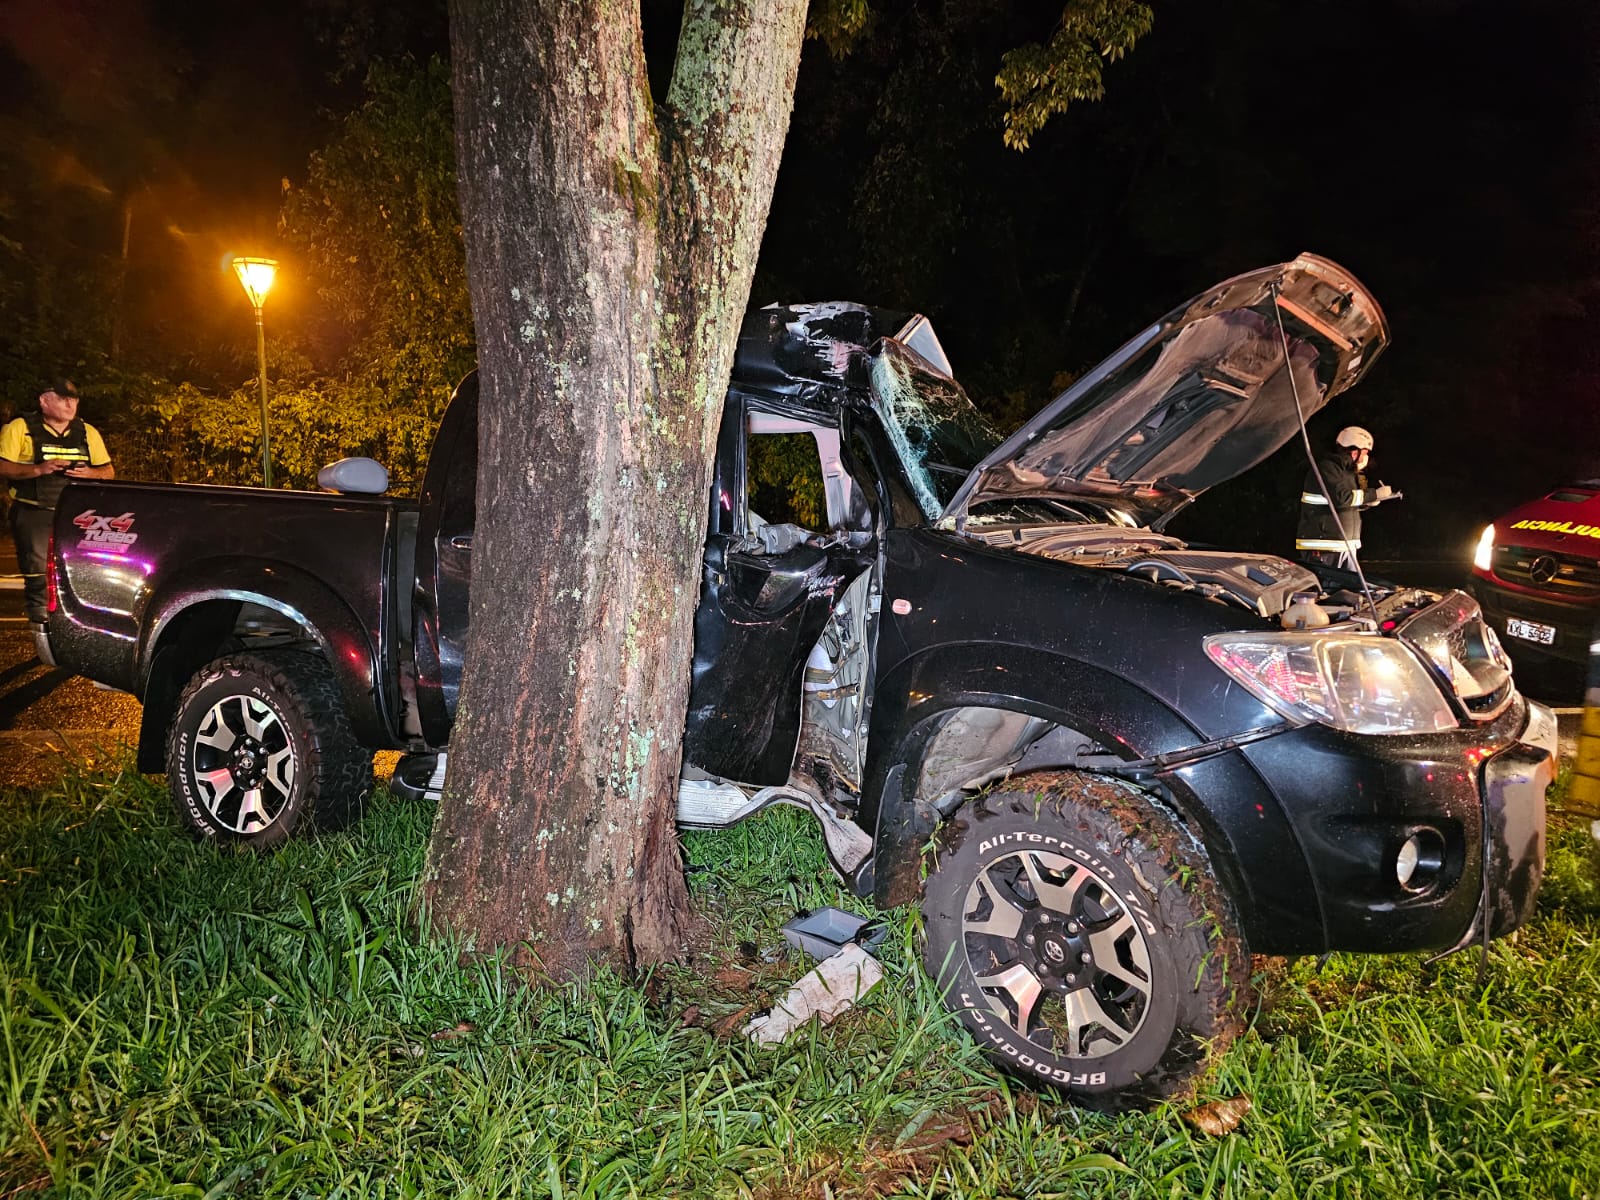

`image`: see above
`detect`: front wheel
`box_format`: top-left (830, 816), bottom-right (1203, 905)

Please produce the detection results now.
top-left (166, 651), bottom-right (372, 849)
top-left (922, 771), bottom-right (1249, 1107)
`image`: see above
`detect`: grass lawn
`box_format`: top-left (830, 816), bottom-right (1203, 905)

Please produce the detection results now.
top-left (2, 751), bottom-right (1598, 1198)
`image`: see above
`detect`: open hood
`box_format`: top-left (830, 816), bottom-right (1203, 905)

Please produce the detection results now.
top-left (940, 253), bottom-right (1389, 530)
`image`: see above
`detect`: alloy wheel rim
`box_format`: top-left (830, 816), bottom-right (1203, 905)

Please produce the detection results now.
top-left (960, 848), bottom-right (1153, 1058)
top-left (190, 694), bottom-right (296, 833)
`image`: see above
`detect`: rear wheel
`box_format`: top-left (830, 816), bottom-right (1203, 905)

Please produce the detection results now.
top-left (166, 651), bottom-right (372, 849)
top-left (922, 771), bottom-right (1249, 1107)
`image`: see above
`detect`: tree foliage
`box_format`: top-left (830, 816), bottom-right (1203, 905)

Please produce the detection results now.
top-left (96, 56), bottom-right (471, 491)
top-left (116, 376), bottom-right (442, 491)
top-left (805, 0), bottom-right (870, 58)
top-left (0, 146), bottom-right (119, 408)
top-left (0, 0), bottom-right (189, 403)
top-left (3, 3), bottom-right (1150, 492)
top-left (747, 434), bottom-right (826, 527)
top-left (996, 1), bottom-right (1155, 150)
top-left (281, 57), bottom-right (473, 414)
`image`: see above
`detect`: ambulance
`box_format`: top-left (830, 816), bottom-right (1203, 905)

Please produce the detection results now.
top-left (1471, 482), bottom-right (1600, 668)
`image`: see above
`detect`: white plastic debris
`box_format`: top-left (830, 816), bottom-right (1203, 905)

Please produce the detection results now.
top-left (744, 942), bottom-right (884, 1045)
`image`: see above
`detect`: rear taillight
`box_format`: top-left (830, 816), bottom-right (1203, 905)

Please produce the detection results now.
top-left (45, 529), bottom-right (57, 614)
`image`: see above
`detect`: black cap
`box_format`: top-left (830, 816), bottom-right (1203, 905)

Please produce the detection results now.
top-left (43, 378), bottom-right (80, 398)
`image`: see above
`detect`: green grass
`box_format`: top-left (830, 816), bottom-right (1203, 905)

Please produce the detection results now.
top-left (2, 752), bottom-right (1598, 1198)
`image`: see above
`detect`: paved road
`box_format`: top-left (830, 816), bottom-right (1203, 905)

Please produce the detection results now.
top-left (0, 549), bottom-right (1584, 790)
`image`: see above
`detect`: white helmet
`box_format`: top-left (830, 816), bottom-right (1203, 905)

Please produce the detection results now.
top-left (1335, 425), bottom-right (1374, 452)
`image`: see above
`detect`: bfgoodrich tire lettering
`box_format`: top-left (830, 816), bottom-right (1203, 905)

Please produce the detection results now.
top-left (923, 770), bottom-right (1249, 1107)
top-left (166, 651), bottom-right (372, 849)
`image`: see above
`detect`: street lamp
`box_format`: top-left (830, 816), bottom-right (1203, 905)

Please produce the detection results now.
top-left (231, 255), bottom-right (279, 487)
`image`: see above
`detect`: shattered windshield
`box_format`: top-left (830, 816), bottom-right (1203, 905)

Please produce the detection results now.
top-left (868, 339), bottom-right (1003, 520)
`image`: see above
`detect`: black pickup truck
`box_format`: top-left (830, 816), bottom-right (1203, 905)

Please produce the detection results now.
top-left (40, 255), bottom-right (1553, 1105)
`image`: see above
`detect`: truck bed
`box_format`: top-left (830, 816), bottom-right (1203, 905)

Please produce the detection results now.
top-left (47, 478), bottom-right (417, 753)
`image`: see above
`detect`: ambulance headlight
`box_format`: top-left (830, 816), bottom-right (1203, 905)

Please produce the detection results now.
top-left (1473, 524), bottom-right (1495, 572)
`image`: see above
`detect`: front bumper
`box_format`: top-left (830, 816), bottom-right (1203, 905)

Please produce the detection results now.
top-left (1459, 698), bottom-right (1552, 945)
top-left (1238, 696), bottom-right (1552, 954)
top-left (1473, 579), bottom-right (1596, 666)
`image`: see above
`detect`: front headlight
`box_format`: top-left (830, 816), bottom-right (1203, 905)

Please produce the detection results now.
top-left (1473, 524), bottom-right (1495, 572)
top-left (1204, 631), bottom-right (1458, 734)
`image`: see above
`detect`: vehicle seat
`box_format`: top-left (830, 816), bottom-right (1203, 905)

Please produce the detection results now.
top-left (747, 508), bottom-right (813, 555)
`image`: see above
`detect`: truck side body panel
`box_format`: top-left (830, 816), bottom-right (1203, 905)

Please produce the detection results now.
top-left (49, 479), bottom-right (409, 748)
top-left (859, 526), bottom-right (1321, 948)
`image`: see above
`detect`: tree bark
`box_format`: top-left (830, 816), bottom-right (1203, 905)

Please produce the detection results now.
top-left (423, 0), bottom-right (808, 976)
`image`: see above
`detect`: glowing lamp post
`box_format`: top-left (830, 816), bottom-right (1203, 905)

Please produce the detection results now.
top-left (231, 256), bottom-right (279, 487)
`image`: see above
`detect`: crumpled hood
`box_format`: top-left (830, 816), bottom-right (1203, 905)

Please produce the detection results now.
top-left (942, 253), bottom-right (1389, 529)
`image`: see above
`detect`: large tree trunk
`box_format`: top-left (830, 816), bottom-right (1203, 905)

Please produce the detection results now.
top-left (423, 0), bottom-right (808, 976)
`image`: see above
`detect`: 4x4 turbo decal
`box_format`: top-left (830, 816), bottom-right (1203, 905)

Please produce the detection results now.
top-left (1509, 518), bottom-right (1600, 539)
top-left (72, 509), bottom-right (139, 554)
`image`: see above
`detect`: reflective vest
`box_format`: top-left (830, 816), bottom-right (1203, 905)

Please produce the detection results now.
top-left (12, 413), bottom-right (93, 509)
top-left (1295, 450), bottom-right (1364, 554)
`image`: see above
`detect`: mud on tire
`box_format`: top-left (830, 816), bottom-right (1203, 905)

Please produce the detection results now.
top-left (922, 770), bottom-right (1250, 1107)
top-left (166, 651), bottom-right (373, 849)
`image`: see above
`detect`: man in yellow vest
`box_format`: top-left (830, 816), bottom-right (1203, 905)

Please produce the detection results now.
top-left (0, 379), bottom-right (114, 628)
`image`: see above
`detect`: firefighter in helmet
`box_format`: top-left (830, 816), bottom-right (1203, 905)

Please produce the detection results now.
top-left (1295, 425), bottom-right (1399, 569)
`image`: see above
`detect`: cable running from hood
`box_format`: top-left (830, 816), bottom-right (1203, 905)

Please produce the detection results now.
top-left (1269, 282), bottom-right (1380, 620)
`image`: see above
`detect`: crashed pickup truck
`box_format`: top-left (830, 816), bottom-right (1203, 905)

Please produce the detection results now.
top-left (41, 254), bottom-right (1553, 1105)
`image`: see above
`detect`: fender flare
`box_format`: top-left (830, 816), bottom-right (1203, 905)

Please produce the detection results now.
top-left (137, 557), bottom-right (392, 750)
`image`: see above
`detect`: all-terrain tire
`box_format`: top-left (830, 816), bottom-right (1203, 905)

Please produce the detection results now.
top-left (166, 651), bottom-right (373, 849)
top-left (923, 770), bottom-right (1250, 1108)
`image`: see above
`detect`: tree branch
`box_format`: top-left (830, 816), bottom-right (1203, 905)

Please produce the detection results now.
top-left (659, 0), bottom-right (809, 400)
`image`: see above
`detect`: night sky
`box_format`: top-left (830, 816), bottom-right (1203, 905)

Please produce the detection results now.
top-left (1, 0), bottom-right (1595, 560)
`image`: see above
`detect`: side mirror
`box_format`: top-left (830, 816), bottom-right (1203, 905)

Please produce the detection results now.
top-left (317, 457), bottom-right (389, 495)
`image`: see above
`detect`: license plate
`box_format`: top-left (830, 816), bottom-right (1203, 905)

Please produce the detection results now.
top-left (1505, 617), bottom-right (1557, 645)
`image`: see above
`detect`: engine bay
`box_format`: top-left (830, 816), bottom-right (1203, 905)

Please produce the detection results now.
top-left (967, 522), bottom-right (1441, 626)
